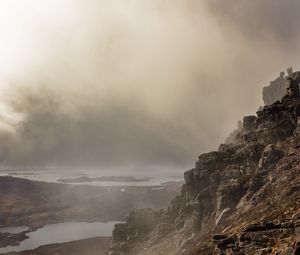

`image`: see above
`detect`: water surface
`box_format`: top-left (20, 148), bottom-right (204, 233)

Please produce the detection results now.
top-left (0, 221), bottom-right (119, 253)
top-left (0, 168), bottom-right (183, 186)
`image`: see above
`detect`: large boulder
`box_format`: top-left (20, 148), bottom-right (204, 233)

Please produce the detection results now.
top-left (184, 169), bottom-right (195, 185)
top-left (196, 151), bottom-right (230, 172)
top-left (243, 116), bottom-right (257, 132)
top-left (112, 223), bottom-right (131, 242)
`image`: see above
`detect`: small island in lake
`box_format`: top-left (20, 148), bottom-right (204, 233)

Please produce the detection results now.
top-left (57, 176), bottom-right (150, 183)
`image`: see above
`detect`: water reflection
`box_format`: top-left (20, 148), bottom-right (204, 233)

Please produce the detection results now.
top-left (0, 221), bottom-right (119, 253)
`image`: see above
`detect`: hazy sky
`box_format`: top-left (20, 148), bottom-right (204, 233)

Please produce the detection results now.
top-left (0, 0), bottom-right (299, 170)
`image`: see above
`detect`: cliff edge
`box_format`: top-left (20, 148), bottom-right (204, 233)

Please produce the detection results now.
top-left (110, 73), bottom-right (300, 255)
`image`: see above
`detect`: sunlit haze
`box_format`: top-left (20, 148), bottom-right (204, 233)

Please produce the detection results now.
top-left (0, 0), bottom-right (299, 170)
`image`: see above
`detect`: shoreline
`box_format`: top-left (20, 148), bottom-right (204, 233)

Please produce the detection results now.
top-left (0, 176), bottom-right (181, 253)
top-left (1, 237), bottom-right (111, 255)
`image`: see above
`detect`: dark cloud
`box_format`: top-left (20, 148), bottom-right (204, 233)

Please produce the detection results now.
top-left (1, 85), bottom-right (209, 168)
top-left (204, 0), bottom-right (300, 46)
top-left (0, 0), bottom-right (299, 170)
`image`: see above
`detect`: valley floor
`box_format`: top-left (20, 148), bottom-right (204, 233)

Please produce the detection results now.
top-left (0, 176), bottom-right (181, 254)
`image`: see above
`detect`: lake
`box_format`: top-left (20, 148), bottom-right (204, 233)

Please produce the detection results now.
top-left (0, 168), bottom-right (183, 187)
top-left (0, 221), bottom-right (120, 253)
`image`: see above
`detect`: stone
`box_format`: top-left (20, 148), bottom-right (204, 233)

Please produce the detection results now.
top-left (263, 72), bottom-right (287, 106)
top-left (261, 247), bottom-right (272, 254)
top-left (175, 219), bottom-right (185, 230)
top-left (244, 223), bottom-right (263, 232)
top-left (243, 116), bottom-right (257, 132)
top-left (280, 222), bottom-right (294, 229)
top-left (196, 151), bottom-right (229, 171)
top-left (112, 223), bottom-right (130, 242)
top-left (213, 234), bottom-right (228, 241)
top-left (293, 241), bottom-right (300, 255)
top-left (156, 223), bottom-right (173, 235)
top-left (239, 232), bottom-right (252, 245)
top-left (258, 144), bottom-right (284, 172)
top-left (213, 248), bottom-right (225, 255)
top-left (215, 234), bottom-right (238, 250)
top-left (184, 169), bottom-right (195, 185)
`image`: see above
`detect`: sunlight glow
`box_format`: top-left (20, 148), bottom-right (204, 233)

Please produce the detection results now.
top-left (0, 0), bottom-right (69, 80)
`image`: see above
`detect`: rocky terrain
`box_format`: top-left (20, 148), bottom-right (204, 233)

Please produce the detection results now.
top-left (263, 69), bottom-right (300, 106)
top-left (0, 232), bottom-right (29, 249)
top-left (262, 72), bottom-right (287, 106)
top-left (110, 75), bottom-right (300, 254)
top-left (0, 176), bottom-right (180, 228)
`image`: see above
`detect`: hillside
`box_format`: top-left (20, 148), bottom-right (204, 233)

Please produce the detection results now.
top-left (110, 77), bottom-right (300, 254)
top-left (0, 176), bottom-right (179, 228)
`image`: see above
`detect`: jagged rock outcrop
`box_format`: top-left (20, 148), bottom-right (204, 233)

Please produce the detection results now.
top-left (262, 69), bottom-right (300, 106)
top-left (262, 72), bottom-right (287, 106)
top-left (110, 209), bottom-right (162, 254)
top-left (224, 121), bottom-right (243, 145)
top-left (110, 76), bottom-right (300, 255)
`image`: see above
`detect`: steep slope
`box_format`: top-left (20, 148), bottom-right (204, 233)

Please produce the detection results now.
top-left (110, 90), bottom-right (300, 254)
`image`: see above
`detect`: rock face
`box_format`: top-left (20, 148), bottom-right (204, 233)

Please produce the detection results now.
top-left (262, 70), bottom-right (300, 106)
top-left (0, 232), bottom-right (29, 248)
top-left (110, 77), bottom-right (300, 254)
top-left (110, 209), bottom-right (162, 254)
top-left (262, 72), bottom-right (287, 105)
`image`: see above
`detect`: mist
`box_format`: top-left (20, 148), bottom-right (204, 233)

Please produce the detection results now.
top-left (0, 0), bottom-right (299, 170)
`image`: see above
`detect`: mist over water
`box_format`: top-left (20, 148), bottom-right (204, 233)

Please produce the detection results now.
top-left (0, 0), bottom-right (299, 171)
top-left (0, 167), bottom-right (183, 186)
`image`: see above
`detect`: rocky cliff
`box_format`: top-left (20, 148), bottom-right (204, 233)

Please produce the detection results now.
top-left (262, 72), bottom-right (287, 106)
top-left (110, 75), bottom-right (300, 255)
top-left (262, 70), bottom-right (300, 106)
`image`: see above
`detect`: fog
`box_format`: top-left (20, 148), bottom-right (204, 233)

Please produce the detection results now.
top-left (0, 0), bottom-right (299, 170)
